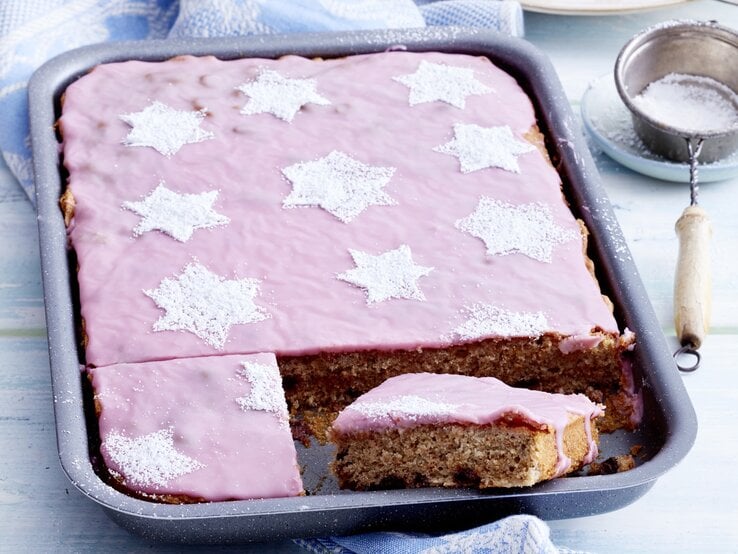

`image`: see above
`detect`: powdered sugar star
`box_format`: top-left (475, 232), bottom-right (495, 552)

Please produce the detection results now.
top-left (237, 69), bottom-right (331, 122)
top-left (144, 262), bottom-right (268, 348)
top-left (236, 361), bottom-right (289, 428)
top-left (122, 182), bottom-right (229, 242)
top-left (104, 428), bottom-right (204, 487)
top-left (435, 123), bottom-right (535, 174)
top-left (120, 101), bottom-right (214, 157)
top-left (282, 151), bottom-right (396, 223)
top-left (351, 395), bottom-right (458, 423)
top-left (454, 303), bottom-right (548, 341)
top-left (337, 245), bottom-right (433, 304)
top-left (456, 197), bottom-right (578, 263)
top-left (394, 60), bottom-right (492, 109)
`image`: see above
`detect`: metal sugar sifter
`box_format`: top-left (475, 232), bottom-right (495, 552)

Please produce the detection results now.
top-left (615, 20), bottom-right (738, 371)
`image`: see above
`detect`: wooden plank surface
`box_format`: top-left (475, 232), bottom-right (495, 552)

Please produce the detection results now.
top-left (1, 2), bottom-right (737, 551)
top-left (530, 5), bottom-right (738, 551)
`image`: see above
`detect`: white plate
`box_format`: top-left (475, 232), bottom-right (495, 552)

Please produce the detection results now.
top-left (580, 74), bottom-right (738, 183)
top-left (522, 0), bottom-right (691, 15)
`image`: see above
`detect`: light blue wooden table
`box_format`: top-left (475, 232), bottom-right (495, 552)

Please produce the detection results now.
top-left (2, 2), bottom-right (737, 552)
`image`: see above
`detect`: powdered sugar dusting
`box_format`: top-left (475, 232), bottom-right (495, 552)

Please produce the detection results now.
top-left (104, 428), bottom-right (204, 487)
top-left (456, 197), bottom-right (578, 263)
top-left (393, 60), bottom-right (492, 109)
top-left (454, 303), bottom-right (548, 341)
top-left (632, 73), bottom-right (738, 134)
top-left (122, 182), bottom-right (229, 242)
top-left (592, 91), bottom-right (651, 155)
top-left (143, 262), bottom-right (268, 348)
top-left (435, 123), bottom-right (535, 173)
top-left (350, 395), bottom-right (458, 423)
top-left (237, 70), bottom-right (331, 122)
top-left (236, 361), bottom-right (289, 428)
top-left (120, 101), bottom-right (214, 157)
top-left (336, 244), bottom-right (433, 304)
top-left (282, 150), bottom-right (396, 222)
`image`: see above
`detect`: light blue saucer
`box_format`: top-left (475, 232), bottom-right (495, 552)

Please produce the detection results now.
top-left (580, 74), bottom-right (738, 183)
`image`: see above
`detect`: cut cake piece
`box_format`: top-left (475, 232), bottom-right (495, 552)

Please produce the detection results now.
top-left (330, 373), bottom-right (603, 490)
top-left (88, 353), bottom-right (303, 503)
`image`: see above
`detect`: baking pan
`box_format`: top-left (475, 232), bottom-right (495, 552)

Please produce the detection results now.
top-left (29, 29), bottom-right (697, 543)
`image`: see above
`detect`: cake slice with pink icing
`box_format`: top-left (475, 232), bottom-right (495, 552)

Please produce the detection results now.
top-left (89, 353), bottom-right (303, 502)
top-left (330, 373), bottom-right (603, 490)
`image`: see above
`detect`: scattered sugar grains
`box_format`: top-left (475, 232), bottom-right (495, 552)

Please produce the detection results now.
top-left (632, 73), bottom-right (738, 134)
top-left (455, 303), bottom-right (548, 341)
top-left (351, 395), bottom-right (458, 423)
top-left (597, 101), bottom-right (651, 155)
top-left (104, 428), bottom-right (204, 487)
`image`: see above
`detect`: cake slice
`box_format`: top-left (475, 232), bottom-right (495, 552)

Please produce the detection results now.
top-left (88, 353), bottom-right (303, 503)
top-left (330, 373), bottom-right (603, 490)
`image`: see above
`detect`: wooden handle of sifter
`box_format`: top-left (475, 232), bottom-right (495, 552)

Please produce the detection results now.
top-left (674, 205), bottom-right (712, 349)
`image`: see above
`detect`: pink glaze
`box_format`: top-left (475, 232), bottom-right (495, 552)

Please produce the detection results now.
top-left (89, 353), bottom-right (303, 500)
top-left (558, 334), bottom-right (604, 354)
top-left (60, 52), bottom-right (620, 367)
top-left (332, 373), bottom-right (603, 476)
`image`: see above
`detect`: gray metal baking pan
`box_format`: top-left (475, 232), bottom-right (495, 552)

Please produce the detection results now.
top-left (29, 29), bottom-right (697, 544)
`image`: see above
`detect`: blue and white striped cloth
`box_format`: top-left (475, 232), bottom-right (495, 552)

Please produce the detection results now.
top-left (297, 515), bottom-right (574, 554)
top-left (0, 0), bottom-right (523, 205)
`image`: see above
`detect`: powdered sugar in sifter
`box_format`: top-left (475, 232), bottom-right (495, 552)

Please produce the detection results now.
top-left (615, 20), bottom-right (738, 371)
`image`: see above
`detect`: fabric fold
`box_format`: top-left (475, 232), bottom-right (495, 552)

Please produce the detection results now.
top-left (295, 515), bottom-right (569, 554)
